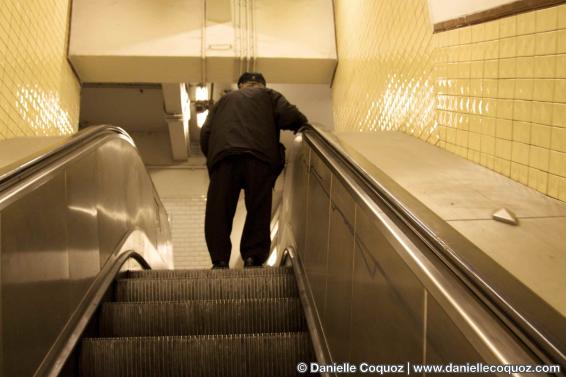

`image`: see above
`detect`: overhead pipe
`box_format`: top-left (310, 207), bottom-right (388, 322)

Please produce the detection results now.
top-left (201, 0), bottom-right (207, 84)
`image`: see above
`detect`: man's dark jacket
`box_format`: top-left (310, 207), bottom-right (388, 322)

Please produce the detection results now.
top-left (200, 87), bottom-right (307, 172)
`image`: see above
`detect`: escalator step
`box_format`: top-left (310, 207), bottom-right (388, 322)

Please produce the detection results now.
top-left (114, 274), bottom-right (298, 302)
top-left (100, 298), bottom-right (307, 336)
top-left (127, 266), bottom-right (293, 279)
top-left (80, 332), bottom-right (314, 377)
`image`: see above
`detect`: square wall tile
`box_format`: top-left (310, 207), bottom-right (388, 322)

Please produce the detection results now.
top-left (553, 103), bottom-right (566, 127)
top-left (532, 101), bottom-right (554, 126)
top-left (549, 150), bottom-right (566, 176)
top-left (512, 141), bottom-right (530, 165)
top-left (516, 34), bottom-right (535, 56)
top-left (499, 37), bottom-right (517, 58)
top-left (513, 121), bottom-right (531, 143)
top-left (536, 7), bottom-right (558, 32)
top-left (516, 56), bottom-right (534, 78)
top-left (533, 55), bottom-right (556, 78)
top-left (533, 79), bottom-right (556, 102)
top-left (558, 4), bottom-right (566, 29)
top-left (481, 135), bottom-right (496, 154)
top-left (499, 58), bottom-right (516, 78)
top-left (531, 124), bottom-right (552, 148)
top-left (554, 79), bottom-right (566, 102)
top-left (558, 29), bottom-right (566, 53)
top-left (535, 31), bottom-right (558, 55)
top-left (551, 126), bottom-right (566, 152)
top-left (484, 20), bottom-right (500, 41)
top-left (495, 157), bottom-right (511, 176)
top-left (483, 79), bottom-right (498, 97)
top-left (548, 174), bottom-right (560, 198)
top-left (500, 16), bottom-right (517, 38)
top-left (517, 12), bottom-right (536, 35)
top-left (496, 138), bottom-right (512, 159)
top-left (459, 27), bottom-right (472, 45)
top-left (514, 79), bottom-right (533, 100)
top-left (497, 99), bottom-right (514, 119)
top-left (528, 167), bottom-right (548, 192)
top-left (484, 40), bottom-right (500, 59)
top-left (496, 118), bottom-right (513, 139)
top-left (498, 79), bottom-right (516, 99)
top-left (511, 162), bottom-right (530, 184)
top-left (529, 145), bottom-right (550, 170)
top-left (513, 100), bottom-right (532, 122)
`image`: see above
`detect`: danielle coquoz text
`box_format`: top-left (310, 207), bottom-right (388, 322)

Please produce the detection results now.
top-left (296, 362), bottom-right (561, 374)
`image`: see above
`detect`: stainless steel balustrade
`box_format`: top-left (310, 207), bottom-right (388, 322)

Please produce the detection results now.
top-left (0, 125), bottom-right (172, 377)
top-left (276, 124), bottom-right (563, 374)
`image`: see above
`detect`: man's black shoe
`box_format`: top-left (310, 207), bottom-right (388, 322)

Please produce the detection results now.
top-left (212, 261), bottom-right (228, 269)
top-left (244, 257), bottom-right (261, 268)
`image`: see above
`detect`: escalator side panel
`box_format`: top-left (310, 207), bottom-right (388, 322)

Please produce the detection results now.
top-left (323, 176), bottom-right (355, 362)
top-left (427, 295), bottom-right (493, 375)
top-left (0, 134), bottom-right (171, 377)
top-left (289, 143), bottom-right (309, 259)
top-left (279, 139), bottom-right (528, 369)
top-left (67, 152), bottom-right (101, 298)
top-left (303, 152), bottom-right (331, 326)
top-left (1, 173), bottom-right (72, 377)
top-left (350, 203), bottom-right (424, 365)
top-left (95, 141), bottom-right (131, 266)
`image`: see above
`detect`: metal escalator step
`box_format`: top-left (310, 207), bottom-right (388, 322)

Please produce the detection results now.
top-left (100, 298), bottom-right (307, 337)
top-left (80, 332), bottom-right (314, 377)
top-left (114, 274), bottom-right (298, 302)
top-left (127, 267), bottom-right (293, 279)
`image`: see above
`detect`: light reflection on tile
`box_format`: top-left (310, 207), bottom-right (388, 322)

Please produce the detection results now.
top-left (0, 0), bottom-right (79, 140)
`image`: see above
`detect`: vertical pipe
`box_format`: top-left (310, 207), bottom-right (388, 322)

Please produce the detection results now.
top-left (251, 0), bottom-right (256, 71)
top-left (201, 0), bottom-right (207, 84)
top-left (245, 0), bottom-right (251, 72)
top-left (235, 0), bottom-right (243, 77)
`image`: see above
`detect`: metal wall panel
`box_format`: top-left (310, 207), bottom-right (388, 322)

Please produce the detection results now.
top-left (323, 176), bottom-right (355, 361)
top-left (96, 141), bottom-right (131, 265)
top-left (350, 203), bottom-right (424, 364)
top-left (279, 134), bottom-right (537, 369)
top-left (426, 295), bottom-right (492, 375)
top-left (66, 152), bottom-right (101, 300)
top-left (303, 162), bottom-right (330, 323)
top-left (1, 174), bottom-right (71, 377)
top-left (0, 131), bottom-right (172, 377)
top-left (289, 144), bottom-right (310, 258)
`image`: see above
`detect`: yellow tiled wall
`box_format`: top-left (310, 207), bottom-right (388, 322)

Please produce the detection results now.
top-left (0, 0), bottom-right (80, 140)
top-left (333, 1), bottom-right (566, 203)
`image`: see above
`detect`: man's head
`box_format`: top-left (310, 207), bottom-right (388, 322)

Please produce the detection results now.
top-left (237, 72), bottom-right (266, 89)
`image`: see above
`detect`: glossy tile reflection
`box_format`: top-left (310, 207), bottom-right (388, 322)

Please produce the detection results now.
top-left (0, 0), bottom-right (79, 140)
top-left (333, 1), bottom-right (566, 203)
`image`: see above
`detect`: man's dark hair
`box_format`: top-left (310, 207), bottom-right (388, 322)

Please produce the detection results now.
top-left (237, 72), bottom-right (266, 87)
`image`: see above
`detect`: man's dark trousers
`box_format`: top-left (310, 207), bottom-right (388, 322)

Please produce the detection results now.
top-left (205, 154), bottom-right (275, 265)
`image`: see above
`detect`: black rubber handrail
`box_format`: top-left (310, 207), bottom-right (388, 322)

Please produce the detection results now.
top-left (302, 124), bottom-right (566, 367)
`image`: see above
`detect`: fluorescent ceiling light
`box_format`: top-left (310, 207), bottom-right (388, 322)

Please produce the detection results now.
top-left (195, 86), bottom-right (209, 101)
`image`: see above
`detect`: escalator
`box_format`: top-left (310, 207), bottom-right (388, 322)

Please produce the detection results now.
top-left (80, 267), bottom-right (314, 376)
top-left (1, 125), bottom-right (563, 376)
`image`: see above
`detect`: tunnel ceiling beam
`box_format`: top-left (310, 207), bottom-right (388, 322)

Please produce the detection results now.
top-left (68, 0), bottom-right (336, 84)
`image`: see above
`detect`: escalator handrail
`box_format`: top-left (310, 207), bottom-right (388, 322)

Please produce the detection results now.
top-left (0, 125), bottom-right (128, 184)
top-left (302, 123), bottom-right (565, 367)
top-left (35, 239), bottom-right (152, 377)
top-left (0, 125), bottom-right (167, 212)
